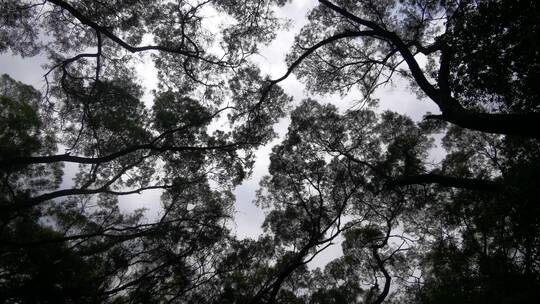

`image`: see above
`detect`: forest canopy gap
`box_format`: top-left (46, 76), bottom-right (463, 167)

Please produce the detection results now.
top-left (1, 0), bottom-right (539, 303)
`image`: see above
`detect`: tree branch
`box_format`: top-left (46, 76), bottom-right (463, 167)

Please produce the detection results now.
top-left (0, 142), bottom-right (245, 167)
top-left (258, 30), bottom-right (376, 105)
top-left (390, 173), bottom-right (501, 192)
top-left (319, 0), bottom-right (540, 138)
top-left (47, 0), bottom-right (222, 65)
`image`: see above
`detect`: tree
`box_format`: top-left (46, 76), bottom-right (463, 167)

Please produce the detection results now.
top-left (1, 0), bottom-right (540, 303)
top-left (253, 99), bottom-right (540, 303)
top-left (1, 0), bottom-right (289, 301)
top-left (268, 0), bottom-right (540, 138)
top-left (249, 1), bottom-right (540, 301)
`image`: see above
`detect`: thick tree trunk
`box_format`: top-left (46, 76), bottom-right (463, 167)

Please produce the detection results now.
top-left (437, 110), bottom-right (540, 139)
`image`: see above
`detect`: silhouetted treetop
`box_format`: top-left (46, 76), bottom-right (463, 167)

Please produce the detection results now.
top-left (1, 1), bottom-right (539, 303)
top-left (273, 0), bottom-right (540, 137)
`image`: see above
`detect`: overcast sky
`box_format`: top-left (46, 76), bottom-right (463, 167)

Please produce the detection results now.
top-left (0, 0), bottom-right (440, 269)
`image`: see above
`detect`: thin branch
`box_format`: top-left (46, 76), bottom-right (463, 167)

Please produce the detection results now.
top-left (47, 0), bottom-right (224, 65)
top-left (258, 30), bottom-right (376, 105)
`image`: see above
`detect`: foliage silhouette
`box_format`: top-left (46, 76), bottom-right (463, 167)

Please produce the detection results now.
top-left (1, 0), bottom-right (539, 303)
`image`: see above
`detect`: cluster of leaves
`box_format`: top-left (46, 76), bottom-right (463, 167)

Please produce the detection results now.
top-left (246, 0), bottom-right (540, 301)
top-left (446, 0), bottom-right (540, 113)
top-left (0, 0), bottom-right (291, 302)
top-left (249, 99), bottom-right (540, 303)
top-left (1, 0), bottom-right (539, 303)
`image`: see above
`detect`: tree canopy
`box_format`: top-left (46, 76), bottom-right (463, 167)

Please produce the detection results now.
top-left (1, 0), bottom-right (539, 303)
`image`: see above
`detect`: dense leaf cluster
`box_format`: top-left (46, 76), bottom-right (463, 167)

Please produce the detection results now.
top-left (1, 0), bottom-right (539, 303)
